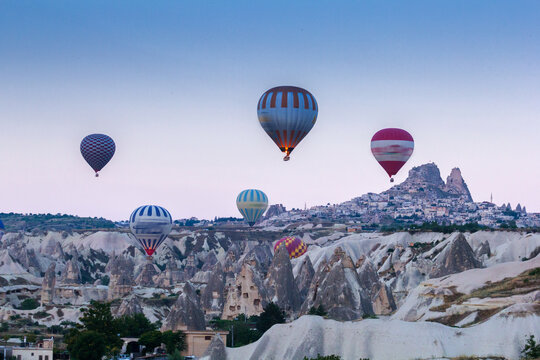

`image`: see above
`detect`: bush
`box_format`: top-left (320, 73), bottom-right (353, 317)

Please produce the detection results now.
top-left (256, 302), bottom-right (285, 334)
top-left (18, 298), bottom-right (39, 310)
top-left (33, 311), bottom-right (50, 319)
top-left (308, 305), bottom-right (327, 316)
top-left (521, 334), bottom-right (540, 359)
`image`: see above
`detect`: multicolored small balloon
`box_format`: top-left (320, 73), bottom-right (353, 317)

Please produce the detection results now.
top-left (236, 189), bottom-right (268, 226)
top-left (274, 236), bottom-right (307, 259)
top-left (80, 134), bottom-right (116, 177)
top-left (129, 205), bottom-right (173, 257)
top-left (257, 86), bottom-right (318, 161)
top-left (371, 128), bottom-right (414, 182)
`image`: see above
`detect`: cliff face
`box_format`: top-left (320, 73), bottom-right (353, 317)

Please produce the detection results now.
top-left (222, 262), bottom-right (267, 320)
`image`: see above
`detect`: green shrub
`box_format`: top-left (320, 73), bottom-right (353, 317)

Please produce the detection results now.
top-left (18, 298), bottom-right (39, 310)
top-left (521, 334), bottom-right (540, 359)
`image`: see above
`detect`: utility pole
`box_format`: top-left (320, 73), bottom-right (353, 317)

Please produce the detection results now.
top-left (230, 325), bottom-right (234, 347)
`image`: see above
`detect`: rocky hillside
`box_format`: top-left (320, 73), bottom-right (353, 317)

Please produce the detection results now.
top-left (0, 226), bottom-right (538, 359)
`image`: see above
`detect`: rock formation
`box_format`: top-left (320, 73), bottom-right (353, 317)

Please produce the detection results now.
top-left (162, 282), bottom-right (206, 331)
top-left (41, 263), bottom-right (56, 305)
top-left (116, 295), bottom-right (143, 316)
top-left (135, 262), bottom-right (159, 287)
top-left (107, 254), bottom-right (134, 300)
top-left (431, 233), bottom-right (482, 278)
top-left (265, 204), bottom-right (287, 219)
top-left (201, 263), bottom-right (225, 317)
top-left (301, 247), bottom-right (372, 321)
top-left (201, 252), bottom-right (219, 271)
top-left (222, 262), bottom-right (267, 319)
top-left (155, 260), bottom-right (180, 288)
top-left (475, 241), bottom-right (491, 259)
top-left (444, 168), bottom-right (473, 201)
top-left (202, 334), bottom-right (227, 360)
top-left (295, 256), bottom-right (315, 301)
top-left (265, 245), bottom-right (302, 313)
top-left (357, 260), bottom-right (396, 315)
top-left (61, 259), bottom-right (82, 284)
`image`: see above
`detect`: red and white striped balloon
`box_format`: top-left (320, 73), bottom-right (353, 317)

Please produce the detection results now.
top-left (371, 128), bottom-right (414, 182)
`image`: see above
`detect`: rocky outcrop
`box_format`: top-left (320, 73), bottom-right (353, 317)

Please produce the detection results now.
top-left (265, 204), bottom-right (287, 219)
top-left (475, 241), bottom-right (491, 259)
top-left (41, 263), bottom-right (56, 305)
top-left (358, 261), bottom-right (396, 315)
top-left (201, 252), bottom-right (219, 271)
top-left (222, 262), bottom-right (267, 320)
top-left (183, 254), bottom-right (198, 279)
top-left (107, 254), bottom-right (134, 300)
top-left (201, 264), bottom-right (225, 316)
top-left (10, 245), bottom-right (41, 275)
top-left (301, 247), bottom-right (372, 321)
top-left (116, 295), bottom-right (143, 316)
top-left (155, 260), bottom-right (181, 288)
top-left (202, 334), bottom-right (227, 360)
top-left (61, 259), bottom-right (82, 284)
top-left (265, 245), bottom-right (302, 313)
top-left (135, 262), bottom-right (159, 287)
top-left (162, 282), bottom-right (205, 331)
top-left (431, 233), bottom-right (482, 278)
top-left (295, 256), bottom-right (315, 301)
top-left (444, 168), bottom-right (473, 201)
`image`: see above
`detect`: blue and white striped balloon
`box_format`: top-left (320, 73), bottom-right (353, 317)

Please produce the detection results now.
top-left (129, 205), bottom-right (173, 256)
top-left (236, 189), bottom-right (268, 227)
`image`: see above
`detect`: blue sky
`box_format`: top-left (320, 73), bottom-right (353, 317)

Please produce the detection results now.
top-left (1, 1), bottom-right (539, 220)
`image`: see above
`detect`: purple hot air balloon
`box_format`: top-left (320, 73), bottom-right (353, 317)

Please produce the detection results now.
top-left (80, 134), bottom-right (116, 177)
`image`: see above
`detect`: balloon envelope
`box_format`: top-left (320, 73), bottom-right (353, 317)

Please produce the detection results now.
top-left (257, 86), bottom-right (318, 160)
top-left (236, 189), bottom-right (268, 226)
top-left (80, 134), bottom-right (116, 176)
top-left (371, 128), bottom-right (414, 180)
top-left (129, 205), bottom-right (173, 256)
top-left (274, 236), bottom-right (307, 259)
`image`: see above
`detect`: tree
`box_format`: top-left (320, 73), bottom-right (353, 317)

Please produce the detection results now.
top-left (115, 313), bottom-right (156, 337)
top-left (67, 331), bottom-right (107, 360)
top-left (161, 331), bottom-right (186, 354)
top-left (18, 298), bottom-right (39, 310)
top-left (308, 305), bottom-right (327, 316)
top-left (167, 349), bottom-right (183, 360)
top-left (521, 335), bottom-right (540, 359)
top-left (139, 330), bottom-right (162, 353)
top-left (79, 301), bottom-right (122, 352)
top-left (256, 302), bottom-right (285, 334)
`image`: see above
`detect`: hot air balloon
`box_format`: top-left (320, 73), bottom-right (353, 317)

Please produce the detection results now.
top-left (257, 86), bottom-right (318, 161)
top-left (0, 220), bottom-right (4, 243)
top-left (371, 128), bottom-right (414, 182)
top-left (80, 134), bottom-right (116, 177)
top-left (129, 205), bottom-right (173, 258)
top-left (274, 236), bottom-right (307, 259)
top-left (236, 189), bottom-right (268, 226)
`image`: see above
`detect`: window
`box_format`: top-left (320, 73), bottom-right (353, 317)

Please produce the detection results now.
top-left (45, 356), bottom-right (49, 360)
top-left (17, 356), bottom-right (21, 360)
top-left (39, 355), bottom-right (43, 360)
top-left (205, 336), bottom-right (211, 341)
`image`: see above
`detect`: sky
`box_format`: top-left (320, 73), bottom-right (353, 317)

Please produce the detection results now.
top-left (1, 1), bottom-right (539, 221)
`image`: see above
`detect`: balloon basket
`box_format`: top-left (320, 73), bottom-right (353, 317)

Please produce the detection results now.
top-left (95, 173), bottom-right (99, 178)
top-left (283, 155), bottom-right (290, 161)
top-left (390, 178), bottom-right (394, 183)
